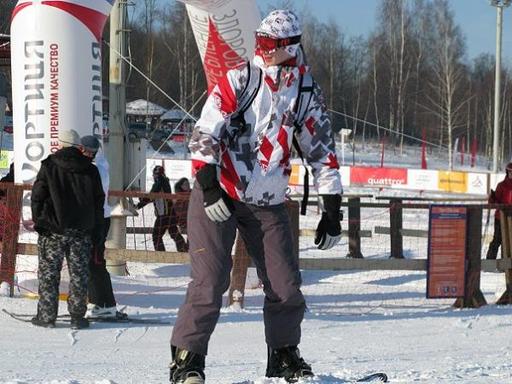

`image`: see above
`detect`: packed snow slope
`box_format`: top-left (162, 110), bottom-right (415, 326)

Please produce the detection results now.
top-left (1, 260), bottom-right (512, 384)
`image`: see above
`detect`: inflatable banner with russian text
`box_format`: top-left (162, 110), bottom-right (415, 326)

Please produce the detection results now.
top-left (11, 0), bottom-right (114, 185)
top-left (180, 0), bottom-right (260, 94)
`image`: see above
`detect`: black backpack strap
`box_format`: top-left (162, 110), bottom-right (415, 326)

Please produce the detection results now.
top-left (291, 72), bottom-right (314, 215)
top-left (233, 61), bottom-right (262, 120)
top-left (294, 72), bottom-right (314, 131)
top-left (292, 134), bottom-right (309, 215)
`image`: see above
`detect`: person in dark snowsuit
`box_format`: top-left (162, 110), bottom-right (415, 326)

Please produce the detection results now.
top-left (171, 177), bottom-right (191, 243)
top-left (168, 9), bottom-right (342, 384)
top-left (136, 165), bottom-right (188, 252)
top-left (30, 129), bottom-right (105, 329)
top-left (79, 135), bottom-right (126, 319)
top-left (486, 162), bottom-right (512, 259)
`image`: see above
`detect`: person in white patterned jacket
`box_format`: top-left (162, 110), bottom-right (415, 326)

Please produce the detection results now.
top-left (169, 9), bottom-right (342, 384)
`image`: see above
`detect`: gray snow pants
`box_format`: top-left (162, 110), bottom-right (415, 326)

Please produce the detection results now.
top-left (171, 186), bottom-right (305, 356)
top-left (36, 229), bottom-right (92, 322)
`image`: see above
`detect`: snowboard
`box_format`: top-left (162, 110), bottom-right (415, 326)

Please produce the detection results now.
top-left (250, 372), bottom-right (388, 383)
top-left (356, 373), bottom-right (388, 382)
top-left (2, 308), bottom-right (170, 325)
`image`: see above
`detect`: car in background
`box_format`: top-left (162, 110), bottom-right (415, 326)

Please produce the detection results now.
top-left (159, 109), bottom-right (196, 142)
top-left (2, 115), bottom-right (13, 134)
top-left (148, 126), bottom-right (172, 142)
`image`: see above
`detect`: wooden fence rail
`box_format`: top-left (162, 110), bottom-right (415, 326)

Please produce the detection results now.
top-left (1, 184), bottom-right (511, 309)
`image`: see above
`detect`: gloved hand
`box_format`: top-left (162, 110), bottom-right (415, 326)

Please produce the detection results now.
top-left (315, 194), bottom-right (342, 250)
top-left (196, 164), bottom-right (232, 223)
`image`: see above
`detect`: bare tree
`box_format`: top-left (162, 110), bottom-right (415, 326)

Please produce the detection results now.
top-left (423, 0), bottom-right (469, 169)
top-left (159, 2), bottom-right (203, 112)
top-left (0, 1), bottom-right (16, 34)
top-left (375, 0), bottom-right (414, 153)
top-left (143, 0), bottom-right (157, 111)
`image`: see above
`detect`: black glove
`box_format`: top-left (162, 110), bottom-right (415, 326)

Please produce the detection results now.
top-left (196, 164), bottom-right (232, 223)
top-left (315, 194), bottom-right (342, 250)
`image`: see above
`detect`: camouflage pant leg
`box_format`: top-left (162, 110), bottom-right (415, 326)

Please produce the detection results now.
top-left (64, 230), bottom-right (92, 318)
top-left (37, 233), bottom-right (66, 322)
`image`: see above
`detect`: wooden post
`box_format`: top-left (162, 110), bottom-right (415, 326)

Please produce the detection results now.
top-left (0, 185), bottom-right (23, 297)
top-left (227, 200), bottom-right (300, 307)
top-left (496, 209), bottom-right (512, 305)
top-left (346, 197), bottom-right (363, 258)
top-left (287, 200), bottom-right (300, 260)
top-left (454, 207), bottom-right (486, 308)
top-left (389, 198), bottom-right (404, 259)
top-left (227, 233), bottom-right (252, 307)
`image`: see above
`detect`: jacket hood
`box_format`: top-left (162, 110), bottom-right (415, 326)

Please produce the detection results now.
top-left (47, 147), bottom-right (92, 173)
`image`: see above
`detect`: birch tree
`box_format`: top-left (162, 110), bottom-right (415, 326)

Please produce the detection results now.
top-left (424, 0), bottom-right (468, 170)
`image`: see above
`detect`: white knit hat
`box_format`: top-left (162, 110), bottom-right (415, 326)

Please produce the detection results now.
top-left (58, 129), bottom-right (80, 148)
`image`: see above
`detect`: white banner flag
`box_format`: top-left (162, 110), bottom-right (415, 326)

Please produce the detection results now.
top-left (181, 0), bottom-right (261, 93)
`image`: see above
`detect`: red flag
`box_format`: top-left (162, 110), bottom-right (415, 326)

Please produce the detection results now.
top-left (460, 135), bottom-right (465, 166)
top-left (380, 136), bottom-right (385, 168)
top-left (421, 129), bottom-right (427, 169)
top-left (470, 137), bottom-right (478, 167)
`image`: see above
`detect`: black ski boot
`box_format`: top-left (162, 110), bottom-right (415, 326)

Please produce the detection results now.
top-left (169, 346), bottom-right (205, 384)
top-left (31, 316), bottom-right (55, 328)
top-left (266, 345), bottom-right (314, 382)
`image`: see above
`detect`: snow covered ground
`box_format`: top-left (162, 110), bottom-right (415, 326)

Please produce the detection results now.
top-left (2, 203), bottom-right (512, 384)
top-left (1, 139), bottom-right (510, 383)
top-left (1, 261), bottom-right (511, 384)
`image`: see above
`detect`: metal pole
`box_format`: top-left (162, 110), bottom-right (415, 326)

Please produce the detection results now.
top-left (0, 72), bottom-right (6, 139)
top-left (106, 0), bottom-right (127, 275)
top-left (341, 130), bottom-right (345, 166)
top-left (492, 5), bottom-right (503, 173)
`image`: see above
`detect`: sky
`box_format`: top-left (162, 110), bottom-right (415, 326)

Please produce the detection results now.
top-left (256, 0), bottom-right (512, 64)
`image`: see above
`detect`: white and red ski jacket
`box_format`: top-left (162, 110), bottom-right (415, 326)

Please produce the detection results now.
top-left (189, 50), bottom-right (342, 206)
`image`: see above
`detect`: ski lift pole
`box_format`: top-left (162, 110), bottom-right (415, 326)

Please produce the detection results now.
top-left (105, 0), bottom-right (128, 276)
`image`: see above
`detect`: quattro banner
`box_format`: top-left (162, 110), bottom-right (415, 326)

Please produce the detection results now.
top-left (350, 166), bottom-right (407, 187)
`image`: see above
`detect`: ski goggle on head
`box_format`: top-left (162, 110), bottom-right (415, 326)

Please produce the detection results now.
top-left (255, 33), bottom-right (301, 54)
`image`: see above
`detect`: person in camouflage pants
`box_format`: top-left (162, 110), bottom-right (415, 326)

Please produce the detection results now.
top-left (37, 229), bottom-right (92, 322)
top-left (31, 129), bottom-right (105, 329)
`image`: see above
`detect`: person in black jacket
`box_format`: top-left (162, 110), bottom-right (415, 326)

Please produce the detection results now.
top-left (30, 129), bottom-right (105, 329)
top-left (0, 162), bottom-right (14, 197)
top-left (136, 165), bottom-right (188, 252)
top-left (0, 162), bottom-right (14, 240)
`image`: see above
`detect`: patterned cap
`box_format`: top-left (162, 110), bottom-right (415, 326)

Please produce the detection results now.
top-left (256, 10), bottom-right (302, 39)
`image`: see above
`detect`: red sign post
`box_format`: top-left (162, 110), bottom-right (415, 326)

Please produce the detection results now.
top-left (427, 206), bottom-right (467, 298)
